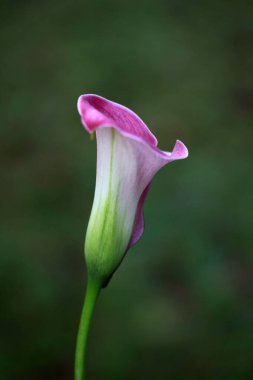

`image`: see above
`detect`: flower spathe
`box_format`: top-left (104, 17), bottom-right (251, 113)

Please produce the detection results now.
top-left (78, 94), bottom-right (188, 284)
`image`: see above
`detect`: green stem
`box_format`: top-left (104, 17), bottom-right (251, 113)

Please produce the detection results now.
top-left (74, 275), bottom-right (102, 380)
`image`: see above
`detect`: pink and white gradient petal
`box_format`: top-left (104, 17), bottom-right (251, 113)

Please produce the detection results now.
top-left (78, 94), bottom-right (188, 255)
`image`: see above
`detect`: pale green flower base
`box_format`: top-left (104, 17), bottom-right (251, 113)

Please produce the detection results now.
top-left (74, 275), bottom-right (102, 380)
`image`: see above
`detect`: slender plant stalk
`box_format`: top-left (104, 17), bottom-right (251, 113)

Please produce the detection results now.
top-left (74, 274), bottom-right (102, 380)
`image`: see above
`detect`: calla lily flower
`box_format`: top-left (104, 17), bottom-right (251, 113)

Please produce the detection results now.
top-left (78, 94), bottom-right (188, 284)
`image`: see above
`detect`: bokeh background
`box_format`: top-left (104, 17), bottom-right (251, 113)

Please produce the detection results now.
top-left (1, 1), bottom-right (253, 379)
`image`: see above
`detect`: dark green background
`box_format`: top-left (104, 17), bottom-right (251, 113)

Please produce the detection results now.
top-left (1, 1), bottom-right (253, 379)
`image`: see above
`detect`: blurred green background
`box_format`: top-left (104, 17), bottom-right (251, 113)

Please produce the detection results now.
top-left (1, 1), bottom-right (253, 379)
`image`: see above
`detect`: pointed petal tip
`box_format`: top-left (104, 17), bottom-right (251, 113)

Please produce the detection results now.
top-left (172, 140), bottom-right (189, 160)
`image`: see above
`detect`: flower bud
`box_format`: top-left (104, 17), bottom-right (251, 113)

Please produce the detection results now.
top-left (78, 95), bottom-right (188, 284)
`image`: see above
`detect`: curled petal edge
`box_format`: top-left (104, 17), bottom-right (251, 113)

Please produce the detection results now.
top-left (78, 94), bottom-right (188, 251)
top-left (78, 94), bottom-right (188, 162)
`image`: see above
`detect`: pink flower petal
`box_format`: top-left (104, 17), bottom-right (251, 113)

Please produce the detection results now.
top-left (78, 94), bottom-right (158, 146)
top-left (79, 94), bottom-right (188, 267)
